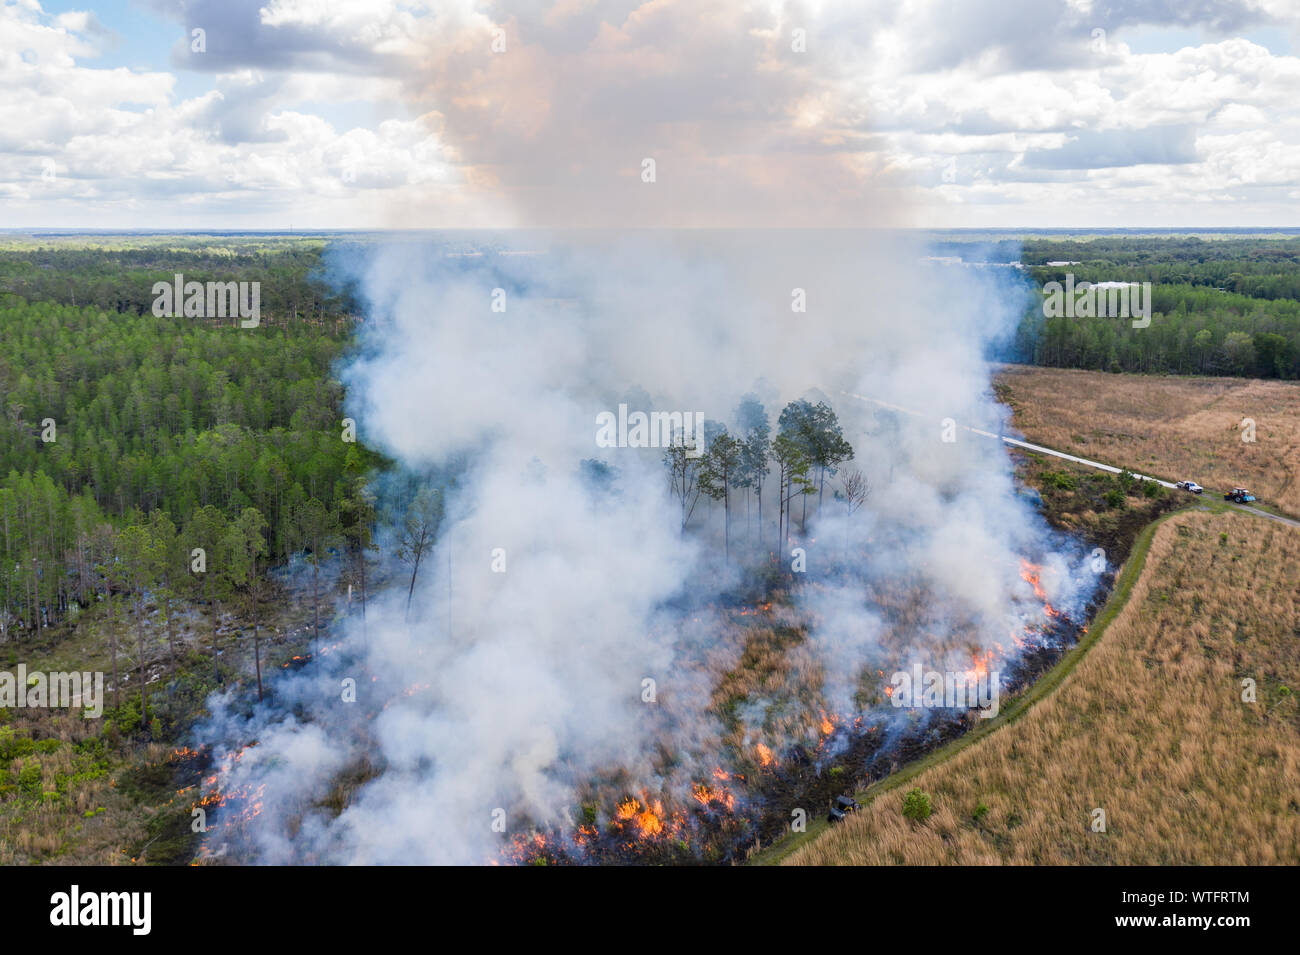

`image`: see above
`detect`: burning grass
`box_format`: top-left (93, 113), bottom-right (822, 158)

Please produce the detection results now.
top-left (785, 509), bottom-right (1300, 865)
top-left (479, 555), bottom-right (1092, 865)
top-left (197, 553), bottom-right (1090, 867)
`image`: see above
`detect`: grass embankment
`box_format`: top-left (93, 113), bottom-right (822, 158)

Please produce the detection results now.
top-left (753, 500), bottom-right (1182, 864)
top-left (749, 418), bottom-right (1184, 865)
top-left (779, 507), bottom-right (1300, 865)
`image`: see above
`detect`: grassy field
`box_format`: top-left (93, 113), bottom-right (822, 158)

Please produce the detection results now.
top-left (783, 506), bottom-right (1300, 865)
top-left (773, 366), bottom-right (1300, 866)
top-left (995, 366), bottom-right (1300, 517)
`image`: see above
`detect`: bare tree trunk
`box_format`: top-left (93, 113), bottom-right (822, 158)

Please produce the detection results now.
top-left (110, 601), bottom-right (120, 712)
top-left (136, 593), bottom-right (149, 732)
top-left (165, 594), bottom-right (176, 664)
top-left (208, 574), bottom-right (221, 684)
top-left (254, 620), bottom-right (263, 702)
top-left (777, 467), bottom-right (786, 551)
top-left (359, 552), bottom-right (368, 641)
top-left (311, 558), bottom-right (320, 644)
top-left (405, 552), bottom-right (421, 621)
top-left (723, 484), bottom-right (730, 562)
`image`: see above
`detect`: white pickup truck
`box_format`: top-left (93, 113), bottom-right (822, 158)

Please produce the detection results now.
top-left (1175, 480), bottom-right (1203, 494)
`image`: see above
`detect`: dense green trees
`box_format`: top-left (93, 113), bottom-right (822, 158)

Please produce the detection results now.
top-left (1021, 235), bottom-right (1300, 301)
top-left (0, 243), bottom-right (355, 324)
top-left (0, 246), bottom-right (380, 635)
top-left (1016, 238), bottom-right (1300, 377)
top-left (1017, 284), bottom-right (1300, 377)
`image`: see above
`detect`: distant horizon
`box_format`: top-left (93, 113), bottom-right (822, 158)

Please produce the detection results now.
top-left (5, 227), bottom-right (1300, 236)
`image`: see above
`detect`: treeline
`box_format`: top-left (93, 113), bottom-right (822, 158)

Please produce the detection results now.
top-left (1015, 284), bottom-right (1300, 377)
top-left (1015, 237), bottom-right (1300, 377)
top-left (0, 294), bottom-right (382, 634)
top-left (1022, 236), bottom-right (1300, 301)
top-left (0, 244), bottom-right (358, 325)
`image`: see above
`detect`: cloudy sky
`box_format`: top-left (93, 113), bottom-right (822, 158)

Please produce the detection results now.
top-left (3, 0), bottom-right (1299, 229)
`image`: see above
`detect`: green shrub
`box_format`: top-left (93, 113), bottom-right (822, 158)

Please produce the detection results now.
top-left (902, 788), bottom-right (932, 822)
top-left (1042, 471), bottom-right (1076, 491)
top-left (972, 800), bottom-right (989, 822)
top-left (111, 699), bottom-right (142, 735)
top-left (17, 761), bottom-right (42, 795)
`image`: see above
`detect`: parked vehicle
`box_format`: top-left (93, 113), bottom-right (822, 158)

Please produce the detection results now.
top-left (1224, 487), bottom-right (1257, 504)
top-left (1175, 480), bottom-right (1203, 494)
top-left (827, 794), bottom-right (861, 824)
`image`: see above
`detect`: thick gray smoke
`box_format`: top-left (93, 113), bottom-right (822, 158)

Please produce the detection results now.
top-left (197, 231), bottom-right (1097, 863)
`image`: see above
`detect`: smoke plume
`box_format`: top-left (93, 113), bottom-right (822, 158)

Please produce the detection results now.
top-left (195, 230), bottom-right (1099, 863)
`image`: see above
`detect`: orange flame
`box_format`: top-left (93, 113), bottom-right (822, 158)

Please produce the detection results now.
top-left (964, 649), bottom-right (994, 685)
top-left (1020, 559), bottom-right (1060, 618)
top-left (615, 796), bottom-right (666, 839)
top-left (691, 783), bottom-right (737, 812)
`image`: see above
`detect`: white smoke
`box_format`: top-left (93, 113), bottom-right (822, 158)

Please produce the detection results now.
top-left (197, 230), bottom-right (1098, 863)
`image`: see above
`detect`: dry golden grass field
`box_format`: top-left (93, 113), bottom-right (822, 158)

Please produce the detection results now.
top-left (785, 508), bottom-right (1300, 865)
top-left (994, 366), bottom-right (1300, 517)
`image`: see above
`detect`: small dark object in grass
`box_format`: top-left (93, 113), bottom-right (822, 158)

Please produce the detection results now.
top-left (827, 794), bottom-right (860, 823)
